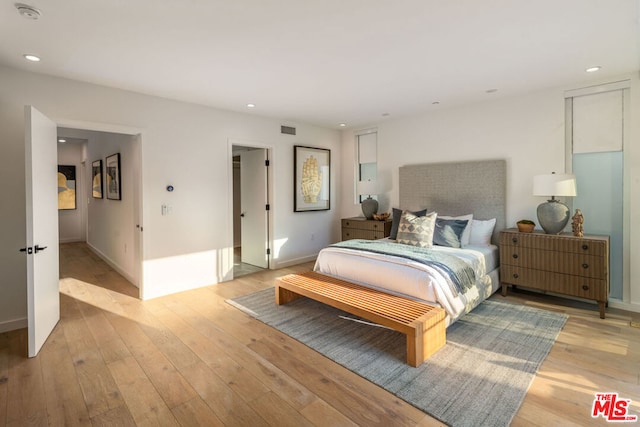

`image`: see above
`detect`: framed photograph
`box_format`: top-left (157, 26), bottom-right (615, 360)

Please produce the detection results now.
top-left (92, 159), bottom-right (103, 199)
top-left (106, 153), bottom-right (121, 200)
top-left (294, 145), bottom-right (330, 212)
top-left (57, 165), bottom-right (76, 210)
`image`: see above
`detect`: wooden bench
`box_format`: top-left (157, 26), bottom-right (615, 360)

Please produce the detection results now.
top-left (275, 271), bottom-right (446, 367)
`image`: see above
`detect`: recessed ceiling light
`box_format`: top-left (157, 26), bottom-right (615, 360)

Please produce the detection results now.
top-left (586, 66), bottom-right (601, 73)
top-left (246, 103), bottom-right (255, 108)
top-left (58, 138), bottom-right (66, 143)
top-left (15, 3), bottom-right (41, 20)
top-left (381, 113), bottom-right (390, 117)
top-left (23, 54), bottom-right (41, 62)
top-left (432, 101), bottom-right (440, 105)
top-left (339, 123), bottom-right (346, 127)
top-left (485, 88), bottom-right (498, 94)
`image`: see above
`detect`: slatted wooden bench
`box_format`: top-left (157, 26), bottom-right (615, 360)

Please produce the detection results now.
top-left (275, 271), bottom-right (446, 367)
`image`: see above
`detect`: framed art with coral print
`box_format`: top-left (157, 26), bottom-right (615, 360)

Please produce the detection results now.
top-left (294, 145), bottom-right (330, 212)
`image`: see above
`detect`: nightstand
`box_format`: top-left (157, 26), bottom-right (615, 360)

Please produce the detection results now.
top-left (500, 229), bottom-right (610, 318)
top-left (341, 217), bottom-right (392, 241)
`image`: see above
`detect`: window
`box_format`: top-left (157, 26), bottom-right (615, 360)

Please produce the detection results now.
top-left (356, 131), bottom-right (377, 202)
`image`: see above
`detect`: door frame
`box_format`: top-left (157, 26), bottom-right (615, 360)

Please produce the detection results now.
top-left (56, 118), bottom-right (145, 294)
top-left (227, 138), bottom-right (274, 279)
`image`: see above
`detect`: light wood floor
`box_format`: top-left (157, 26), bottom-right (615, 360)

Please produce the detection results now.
top-left (1, 242), bottom-right (639, 426)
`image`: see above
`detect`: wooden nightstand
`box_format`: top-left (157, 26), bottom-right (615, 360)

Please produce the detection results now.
top-left (341, 217), bottom-right (392, 241)
top-left (500, 229), bottom-right (610, 318)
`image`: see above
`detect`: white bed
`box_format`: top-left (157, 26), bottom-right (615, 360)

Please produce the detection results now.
top-left (314, 159), bottom-right (506, 326)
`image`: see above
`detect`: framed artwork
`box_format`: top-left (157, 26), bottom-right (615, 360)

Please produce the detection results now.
top-left (57, 165), bottom-right (76, 210)
top-left (294, 145), bottom-right (330, 212)
top-left (92, 159), bottom-right (103, 199)
top-left (106, 153), bottom-right (121, 200)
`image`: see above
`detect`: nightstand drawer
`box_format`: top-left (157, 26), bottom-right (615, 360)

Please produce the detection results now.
top-left (500, 232), bottom-right (606, 256)
top-left (341, 218), bottom-right (388, 232)
top-left (342, 229), bottom-right (385, 240)
top-left (341, 217), bottom-right (392, 241)
top-left (501, 246), bottom-right (604, 278)
top-left (501, 265), bottom-right (605, 300)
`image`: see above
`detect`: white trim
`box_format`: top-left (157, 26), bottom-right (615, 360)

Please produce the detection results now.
top-left (0, 317), bottom-right (27, 333)
top-left (87, 241), bottom-right (138, 287)
top-left (227, 138), bottom-right (275, 279)
top-left (564, 79), bottom-right (630, 98)
top-left (354, 127), bottom-right (378, 136)
top-left (608, 299), bottom-right (640, 314)
top-left (271, 254), bottom-right (318, 269)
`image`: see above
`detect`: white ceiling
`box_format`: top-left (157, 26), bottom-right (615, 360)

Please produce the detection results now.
top-left (2, 0), bottom-right (639, 129)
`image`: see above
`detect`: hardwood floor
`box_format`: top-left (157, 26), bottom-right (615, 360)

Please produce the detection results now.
top-left (1, 242), bottom-right (638, 426)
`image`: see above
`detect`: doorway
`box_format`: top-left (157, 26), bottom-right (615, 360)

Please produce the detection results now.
top-left (232, 145), bottom-right (271, 277)
top-left (56, 126), bottom-right (143, 295)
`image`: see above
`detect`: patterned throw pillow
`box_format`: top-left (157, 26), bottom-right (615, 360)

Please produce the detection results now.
top-left (397, 211), bottom-right (437, 248)
top-left (390, 207), bottom-right (428, 240)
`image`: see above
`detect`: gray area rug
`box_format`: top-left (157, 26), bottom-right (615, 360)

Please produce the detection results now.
top-left (228, 288), bottom-right (568, 427)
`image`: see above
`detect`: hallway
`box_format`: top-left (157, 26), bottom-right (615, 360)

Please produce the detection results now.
top-left (60, 242), bottom-right (138, 298)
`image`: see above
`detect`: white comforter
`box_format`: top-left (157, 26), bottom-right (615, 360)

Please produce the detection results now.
top-left (313, 243), bottom-right (498, 326)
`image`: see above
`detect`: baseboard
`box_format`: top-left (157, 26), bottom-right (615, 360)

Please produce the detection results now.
top-left (608, 299), bottom-right (640, 314)
top-left (271, 254), bottom-right (317, 269)
top-left (59, 237), bottom-right (84, 244)
top-left (0, 317), bottom-right (27, 333)
top-left (86, 242), bottom-right (138, 287)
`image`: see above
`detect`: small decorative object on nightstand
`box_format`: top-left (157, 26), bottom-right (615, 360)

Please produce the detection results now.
top-left (572, 209), bottom-right (584, 237)
top-left (342, 217), bottom-right (392, 240)
top-left (516, 219), bottom-right (535, 233)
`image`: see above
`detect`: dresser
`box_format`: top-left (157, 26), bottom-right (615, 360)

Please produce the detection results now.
top-left (500, 229), bottom-right (610, 318)
top-left (341, 217), bottom-right (392, 241)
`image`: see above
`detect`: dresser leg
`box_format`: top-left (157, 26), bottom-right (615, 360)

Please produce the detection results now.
top-left (598, 301), bottom-right (606, 319)
top-left (501, 283), bottom-right (508, 297)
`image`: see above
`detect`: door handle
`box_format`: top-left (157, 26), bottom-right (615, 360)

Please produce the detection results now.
top-left (240, 213), bottom-right (245, 217)
top-left (19, 247), bottom-right (33, 254)
top-left (34, 245), bottom-right (47, 253)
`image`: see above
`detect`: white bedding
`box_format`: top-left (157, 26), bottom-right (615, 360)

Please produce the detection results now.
top-left (313, 242), bottom-right (500, 326)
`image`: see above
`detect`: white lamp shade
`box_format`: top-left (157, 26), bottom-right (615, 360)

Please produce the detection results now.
top-left (357, 179), bottom-right (377, 196)
top-left (533, 174), bottom-right (577, 197)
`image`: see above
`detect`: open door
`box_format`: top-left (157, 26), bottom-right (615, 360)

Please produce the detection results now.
top-left (24, 106), bottom-right (60, 357)
top-left (240, 149), bottom-right (269, 269)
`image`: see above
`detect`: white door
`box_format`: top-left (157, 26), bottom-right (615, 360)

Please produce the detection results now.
top-left (24, 106), bottom-right (60, 357)
top-left (240, 149), bottom-right (269, 268)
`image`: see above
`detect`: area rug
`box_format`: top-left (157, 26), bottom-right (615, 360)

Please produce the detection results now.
top-left (227, 288), bottom-right (568, 427)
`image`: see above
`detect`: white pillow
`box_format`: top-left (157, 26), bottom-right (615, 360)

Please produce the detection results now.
top-left (439, 214), bottom-right (473, 246)
top-left (468, 218), bottom-right (497, 247)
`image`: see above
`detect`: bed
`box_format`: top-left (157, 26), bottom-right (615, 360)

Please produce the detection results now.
top-left (314, 159), bottom-right (506, 326)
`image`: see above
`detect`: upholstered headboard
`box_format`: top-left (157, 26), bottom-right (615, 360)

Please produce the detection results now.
top-left (399, 159), bottom-right (506, 245)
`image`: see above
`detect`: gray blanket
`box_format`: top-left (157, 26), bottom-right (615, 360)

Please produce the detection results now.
top-left (330, 239), bottom-right (476, 296)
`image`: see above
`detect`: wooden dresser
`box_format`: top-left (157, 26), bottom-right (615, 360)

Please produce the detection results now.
top-left (341, 217), bottom-right (392, 241)
top-left (500, 229), bottom-right (610, 318)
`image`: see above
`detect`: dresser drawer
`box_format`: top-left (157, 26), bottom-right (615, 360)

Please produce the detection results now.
top-left (341, 218), bottom-right (389, 232)
top-left (500, 232), bottom-right (606, 256)
top-left (501, 265), bottom-right (606, 300)
top-left (342, 229), bottom-right (385, 240)
top-left (501, 246), bottom-right (604, 279)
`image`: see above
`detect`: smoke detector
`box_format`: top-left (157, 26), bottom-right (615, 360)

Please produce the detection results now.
top-left (15, 3), bottom-right (41, 20)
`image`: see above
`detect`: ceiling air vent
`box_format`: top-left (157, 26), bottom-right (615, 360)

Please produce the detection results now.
top-left (281, 125), bottom-right (296, 135)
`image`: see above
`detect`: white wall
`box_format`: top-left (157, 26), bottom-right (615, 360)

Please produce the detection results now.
top-left (57, 142), bottom-right (85, 243)
top-left (0, 64), bottom-right (341, 330)
top-left (341, 73), bottom-right (640, 312)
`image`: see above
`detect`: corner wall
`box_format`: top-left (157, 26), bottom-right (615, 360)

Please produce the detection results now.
top-left (0, 64), bottom-right (341, 330)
